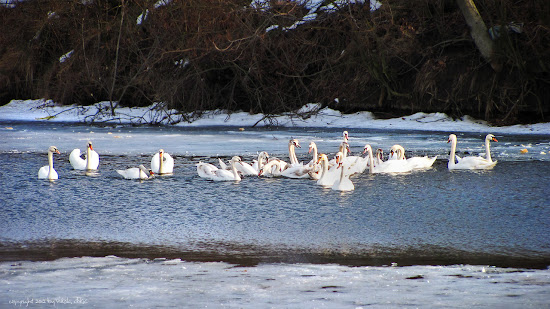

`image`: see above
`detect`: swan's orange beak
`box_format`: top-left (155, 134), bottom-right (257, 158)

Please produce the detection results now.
top-left (55, 149), bottom-right (60, 154)
top-left (308, 147), bottom-right (312, 154)
top-left (149, 170), bottom-right (154, 176)
top-left (492, 137), bottom-right (498, 142)
top-left (447, 138), bottom-right (451, 143)
top-left (89, 145), bottom-right (93, 151)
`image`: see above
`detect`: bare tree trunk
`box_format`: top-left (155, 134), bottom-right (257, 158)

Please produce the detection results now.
top-left (109, 0), bottom-right (125, 116)
top-left (456, 0), bottom-right (502, 72)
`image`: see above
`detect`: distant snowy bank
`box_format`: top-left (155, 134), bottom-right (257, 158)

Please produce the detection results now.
top-left (1, 99), bottom-right (549, 135)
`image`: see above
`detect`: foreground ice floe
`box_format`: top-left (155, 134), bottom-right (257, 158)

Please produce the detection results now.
top-left (0, 100), bottom-right (549, 135)
top-left (1, 256), bottom-right (549, 308)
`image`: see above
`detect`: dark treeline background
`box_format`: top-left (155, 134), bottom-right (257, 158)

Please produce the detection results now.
top-left (0, 0), bottom-right (549, 125)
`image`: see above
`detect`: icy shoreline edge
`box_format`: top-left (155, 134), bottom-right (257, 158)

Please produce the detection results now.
top-left (1, 99), bottom-right (549, 135)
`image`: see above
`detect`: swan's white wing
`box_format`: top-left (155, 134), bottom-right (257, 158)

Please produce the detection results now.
top-left (218, 158), bottom-right (229, 170)
top-left (152, 152), bottom-right (174, 174)
top-left (69, 149), bottom-right (86, 170)
top-left (151, 153), bottom-right (160, 173)
top-left (317, 164), bottom-right (340, 186)
top-left (235, 161), bottom-right (257, 175)
top-left (450, 156), bottom-right (496, 170)
top-left (211, 168), bottom-right (237, 181)
top-left (281, 164), bottom-right (312, 179)
top-left (374, 160), bottom-right (414, 174)
top-left (38, 166), bottom-right (58, 179)
top-left (162, 153), bottom-right (174, 173)
top-left (331, 165), bottom-right (355, 191)
top-left (332, 175), bottom-right (354, 191)
top-left (88, 150), bottom-right (100, 169)
top-left (117, 167), bottom-right (140, 179)
top-left (406, 156), bottom-right (437, 170)
top-left (196, 162), bottom-right (218, 179)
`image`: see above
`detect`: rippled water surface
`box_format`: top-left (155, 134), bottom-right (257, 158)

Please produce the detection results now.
top-left (1, 121), bottom-right (550, 308)
top-left (1, 121), bottom-right (549, 268)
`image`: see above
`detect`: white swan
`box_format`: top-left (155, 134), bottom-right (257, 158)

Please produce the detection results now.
top-left (307, 141), bottom-right (318, 166)
top-left (251, 151), bottom-right (270, 173)
top-left (448, 134), bottom-right (498, 170)
top-left (306, 142), bottom-right (324, 179)
top-left (220, 151), bottom-right (269, 176)
top-left (69, 141), bottom-right (99, 170)
top-left (258, 139), bottom-right (308, 178)
top-left (197, 156), bottom-right (242, 181)
top-left (280, 139), bottom-right (315, 178)
top-left (258, 159), bottom-right (285, 177)
top-left (362, 145), bottom-right (376, 174)
top-left (390, 144), bottom-right (437, 169)
top-left (316, 153), bottom-right (342, 187)
top-left (331, 152), bottom-right (355, 191)
top-left (367, 145), bottom-right (413, 174)
top-left (151, 149), bottom-right (174, 174)
top-left (329, 142), bottom-right (351, 166)
top-left (38, 146), bottom-right (60, 180)
top-left (375, 148), bottom-right (385, 166)
top-left (389, 145), bottom-right (405, 160)
top-left (288, 138), bottom-right (301, 165)
top-left (343, 130), bottom-right (349, 143)
top-left (117, 164), bottom-right (155, 180)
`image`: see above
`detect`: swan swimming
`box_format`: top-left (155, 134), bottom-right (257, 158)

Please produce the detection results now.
top-left (151, 149), bottom-right (174, 174)
top-left (219, 151), bottom-right (269, 176)
top-left (69, 141), bottom-right (99, 170)
top-left (316, 153), bottom-right (341, 187)
top-left (389, 145), bottom-right (437, 170)
top-left (38, 146), bottom-right (60, 180)
top-left (197, 156), bottom-right (242, 181)
top-left (448, 134), bottom-right (498, 170)
top-left (117, 165), bottom-right (155, 180)
top-left (331, 152), bottom-right (355, 191)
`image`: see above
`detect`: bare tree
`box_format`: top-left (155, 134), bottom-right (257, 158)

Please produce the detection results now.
top-left (456, 0), bottom-right (502, 72)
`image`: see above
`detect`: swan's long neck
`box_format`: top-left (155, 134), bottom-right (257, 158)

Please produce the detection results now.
top-left (48, 151), bottom-right (55, 179)
top-left (485, 138), bottom-right (492, 162)
top-left (231, 161), bottom-right (241, 181)
top-left (366, 148), bottom-right (374, 174)
top-left (86, 146), bottom-right (92, 170)
top-left (159, 152), bottom-right (164, 173)
top-left (339, 162), bottom-right (345, 181)
top-left (257, 153), bottom-right (266, 170)
top-left (320, 157), bottom-right (328, 179)
top-left (397, 148), bottom-right (405, 160)
top-left (311, 146), bottom-right (317, 163)
top-left (289, 144), bottom-right (298, 165)
top-left (449, 137), bottom-right (457, 165)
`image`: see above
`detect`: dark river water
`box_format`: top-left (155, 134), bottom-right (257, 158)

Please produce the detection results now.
top-left (1, 122), bottom-right (549, 269)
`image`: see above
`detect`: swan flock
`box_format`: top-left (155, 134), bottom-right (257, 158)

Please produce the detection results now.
top-left (38, 133), bottom-right (499, 191)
